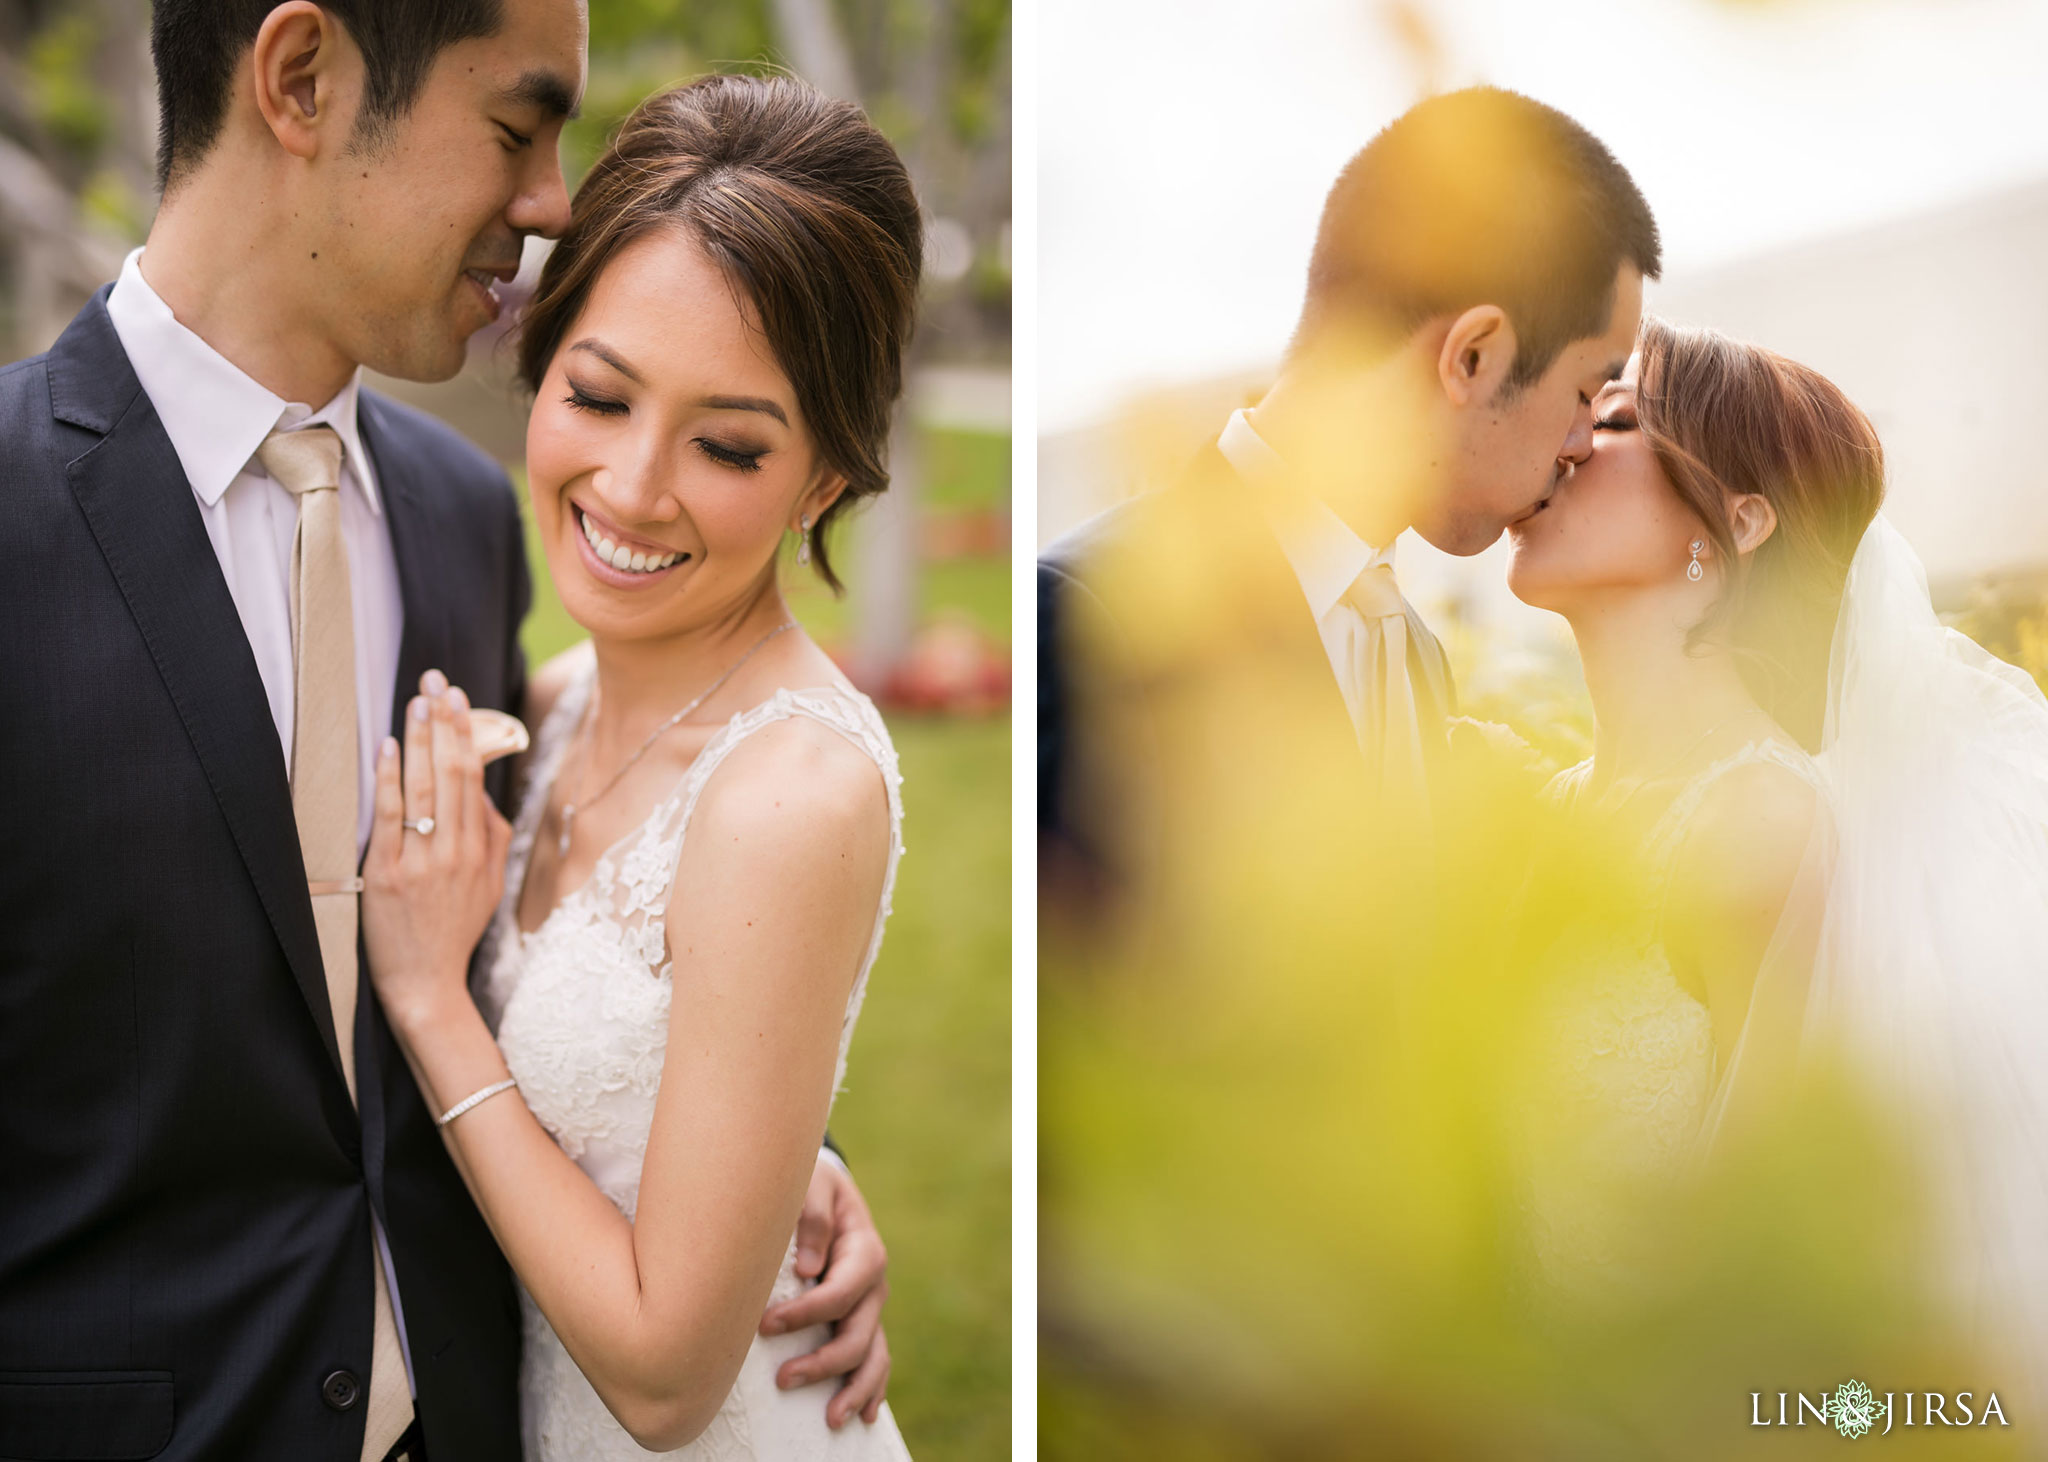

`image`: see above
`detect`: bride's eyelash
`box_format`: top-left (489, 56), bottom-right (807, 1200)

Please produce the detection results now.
top-left (1593, 415), bottom-right (1635, 432)
top-left (564, 385), bottom-right (626, 417)
top-left (698, 439), bottom-right (766, 473)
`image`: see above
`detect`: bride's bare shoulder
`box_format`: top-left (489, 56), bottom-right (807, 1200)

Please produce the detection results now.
top-left (661, 707), bottom-right (893, 961)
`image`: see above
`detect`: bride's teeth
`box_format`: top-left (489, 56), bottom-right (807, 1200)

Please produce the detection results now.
top-left (579, 510), bottom-right (680, 573)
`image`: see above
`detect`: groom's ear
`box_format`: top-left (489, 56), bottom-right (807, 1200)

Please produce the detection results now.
top-left (250, 3), bottom-right (362, 163)
top-left (1729, 492), bottom-right (1779, 556)
top-left (1436, 306), bottom-right (1516, 408)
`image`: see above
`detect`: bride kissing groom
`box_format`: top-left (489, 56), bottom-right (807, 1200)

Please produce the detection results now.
top-left (0, 3), bottom-right (921, 1459)
top-left (1040, 85), bottom-right (2048, 1394)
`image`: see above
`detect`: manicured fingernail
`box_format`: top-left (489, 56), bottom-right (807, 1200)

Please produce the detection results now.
top-left (411, 697), bottom-right (429, 722)
top-left (798, 1249), bottom-right (821, 1269)
top-left (761, 1317), bottom-right (782, 1335)
top-left (449, 686), bottom-right (470, 712)
top-left (423, 669), bottom-right (448, 695)
top-left (381, 737), bottom-right (398, 760)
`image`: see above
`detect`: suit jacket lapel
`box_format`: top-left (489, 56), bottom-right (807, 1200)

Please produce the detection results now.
top-left (360, 394), bottom-right (450, 741)
top-left (50, 293), bottom-right (349, 1091)
top-left (1178, 446), bottom-right (1362, 744)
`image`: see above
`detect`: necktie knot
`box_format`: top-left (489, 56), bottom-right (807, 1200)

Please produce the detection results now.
top-left (257, 425), bottom-right (345, 498)
top-left (1343, 562), bottom-right (1407, 620)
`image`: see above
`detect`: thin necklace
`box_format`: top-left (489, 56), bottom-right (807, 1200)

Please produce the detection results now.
top-left (556, 620), bottom-right (797, 858)
top-left (1592, 710), bottom-right (1749, 816)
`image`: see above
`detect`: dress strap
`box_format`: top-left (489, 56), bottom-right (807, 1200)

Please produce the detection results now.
top-left (1647, 740), bottom-right (1823, 855)
top-left (1643, 738), bottom-right (1827, 907)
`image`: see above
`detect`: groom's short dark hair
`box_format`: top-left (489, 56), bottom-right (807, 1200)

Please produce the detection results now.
top-left (1296, 87), bottom-right (1661, 390)
top-left (151, 0), bottom-right (506, 192)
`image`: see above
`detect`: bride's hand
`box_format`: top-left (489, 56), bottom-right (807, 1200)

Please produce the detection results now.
top-left (362, 675), bottom-right (512, 1033)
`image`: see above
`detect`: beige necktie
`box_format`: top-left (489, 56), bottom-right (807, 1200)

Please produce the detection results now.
top-left (1340, 564), bottom-right (1432, 808)
top-left (257, 426), bottom-right (414, 1462)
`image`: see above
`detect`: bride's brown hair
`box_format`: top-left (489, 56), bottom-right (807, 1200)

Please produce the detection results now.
top-left (517, 74), bottom-right (923, 592)
top-left (1634, 318), bottom-right (1886, 749)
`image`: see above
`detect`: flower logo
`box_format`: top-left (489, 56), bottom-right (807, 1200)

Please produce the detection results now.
top-left (1827, 1380), bottom-right (1882, 1440)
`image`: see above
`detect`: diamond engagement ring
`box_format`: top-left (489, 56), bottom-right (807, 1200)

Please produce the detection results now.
top-left (404, 817), bottom-right (436, 836)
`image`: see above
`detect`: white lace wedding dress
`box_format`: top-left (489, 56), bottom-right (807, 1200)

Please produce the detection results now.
top-left (475, 665), bottom-right (915, 1460)
top-left (1522, 739), bottom-right (1828, 1285)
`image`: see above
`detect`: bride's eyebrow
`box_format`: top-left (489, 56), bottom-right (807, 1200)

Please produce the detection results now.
top-left (697, 394), bottom-right (789, 426)
top-left (569, 339), bottom-right (643, 384)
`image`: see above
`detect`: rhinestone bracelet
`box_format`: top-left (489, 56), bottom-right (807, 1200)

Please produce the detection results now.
top-left (435, 1077), bottom-right (519, 1128)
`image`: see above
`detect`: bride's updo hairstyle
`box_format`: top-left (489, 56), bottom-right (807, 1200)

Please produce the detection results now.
top-left (517, 74), bottom-right (923, 592)
top-left (1635, 317), bottom-right (1886, 748)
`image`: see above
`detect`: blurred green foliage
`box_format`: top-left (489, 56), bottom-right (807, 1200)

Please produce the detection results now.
top-left (920, 425), bottom-right (1010, 511)
top-left (562, 0), bottom-right (1010, 185)
top-left (1043, 754), bottom-right (1999, 1458)
top-left (26, 13), bottom-right (112, 157)
top-left (1946, 585), bottom-right (2048, 696)
top-left (1039, 497), bottom-right (2014, 1457)
top-left (78, 167), bottom-right (146, 240)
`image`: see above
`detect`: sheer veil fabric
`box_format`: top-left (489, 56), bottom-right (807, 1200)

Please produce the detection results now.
top-left (1708, 514), bottom-right (2048, 1388)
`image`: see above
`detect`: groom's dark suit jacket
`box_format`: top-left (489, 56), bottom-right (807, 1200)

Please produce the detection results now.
top-left (0, 292), bottom-right (526, 1461)
top-left (1038, 443), bottom-right (1453, 920)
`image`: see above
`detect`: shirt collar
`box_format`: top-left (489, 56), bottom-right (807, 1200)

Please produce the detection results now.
top-left (105, 248), bottom-right (381, 515)
top-left (1218, 408), bottom-right (1393, 622)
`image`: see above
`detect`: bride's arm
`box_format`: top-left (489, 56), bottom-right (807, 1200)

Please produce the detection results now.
top-left (364, 690), bottom-right (890, 1451)
top-left (1662, 762), bottom-right (1822, 1068)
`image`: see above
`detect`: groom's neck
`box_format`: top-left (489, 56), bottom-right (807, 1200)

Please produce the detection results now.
top-left (1250, 352), bottom-right (1430, 550)
top-left (139, 173), bottom-right (360, 408)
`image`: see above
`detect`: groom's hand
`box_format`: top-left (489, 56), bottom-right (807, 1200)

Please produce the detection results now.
top-left (760, 1154), bottom-right (891, 1427)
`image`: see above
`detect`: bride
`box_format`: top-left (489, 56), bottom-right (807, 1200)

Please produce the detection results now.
top-left (1505, 317), bottom-right (2048, 1383)
top-left (356, 76), bottom-right (919, 1457)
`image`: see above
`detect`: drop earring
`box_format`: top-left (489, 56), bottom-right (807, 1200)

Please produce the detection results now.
top-left (1687, 538), bottom-right (1705, 582)
top-left (796, 516), bottom-right (812, 568)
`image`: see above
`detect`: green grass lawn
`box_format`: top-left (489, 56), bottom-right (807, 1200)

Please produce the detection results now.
top-left (513, 436), bottom-right (1012, 1458)
top-left (832, 716), bottom-right (1011, 1456)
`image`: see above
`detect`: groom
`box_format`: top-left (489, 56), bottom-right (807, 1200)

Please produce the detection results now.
top-left (0, 3), bottom-right (891, 1459)
top-left (1039, 87), bottom-right (1659, 912)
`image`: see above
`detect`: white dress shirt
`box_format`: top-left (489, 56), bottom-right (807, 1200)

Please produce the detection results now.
top-left (106, 248), bottom-right (403, 854)
top-left (106, 247), bottom-right (415, 1390)
top-left (1217, 407), bottom-right (1399, 744)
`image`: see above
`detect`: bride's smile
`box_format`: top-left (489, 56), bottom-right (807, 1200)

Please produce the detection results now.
top-left (570, 494), bottom-right (694, 582)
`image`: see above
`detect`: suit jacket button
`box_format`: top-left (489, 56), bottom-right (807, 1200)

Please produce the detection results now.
top-left (321, 1369), bottom-right (362, 1411)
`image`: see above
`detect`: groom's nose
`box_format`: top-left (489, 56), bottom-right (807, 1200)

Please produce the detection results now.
top-left (1557, 409), bottom-right (1595, 467)
top-left (507, 148), bottom-right (574, 241)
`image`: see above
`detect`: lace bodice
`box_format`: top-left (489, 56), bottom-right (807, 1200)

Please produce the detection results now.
top-left (475, 661), bottom-right (913, 1461)
top-left (1522, 740), bottom-right (1828, 1286)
